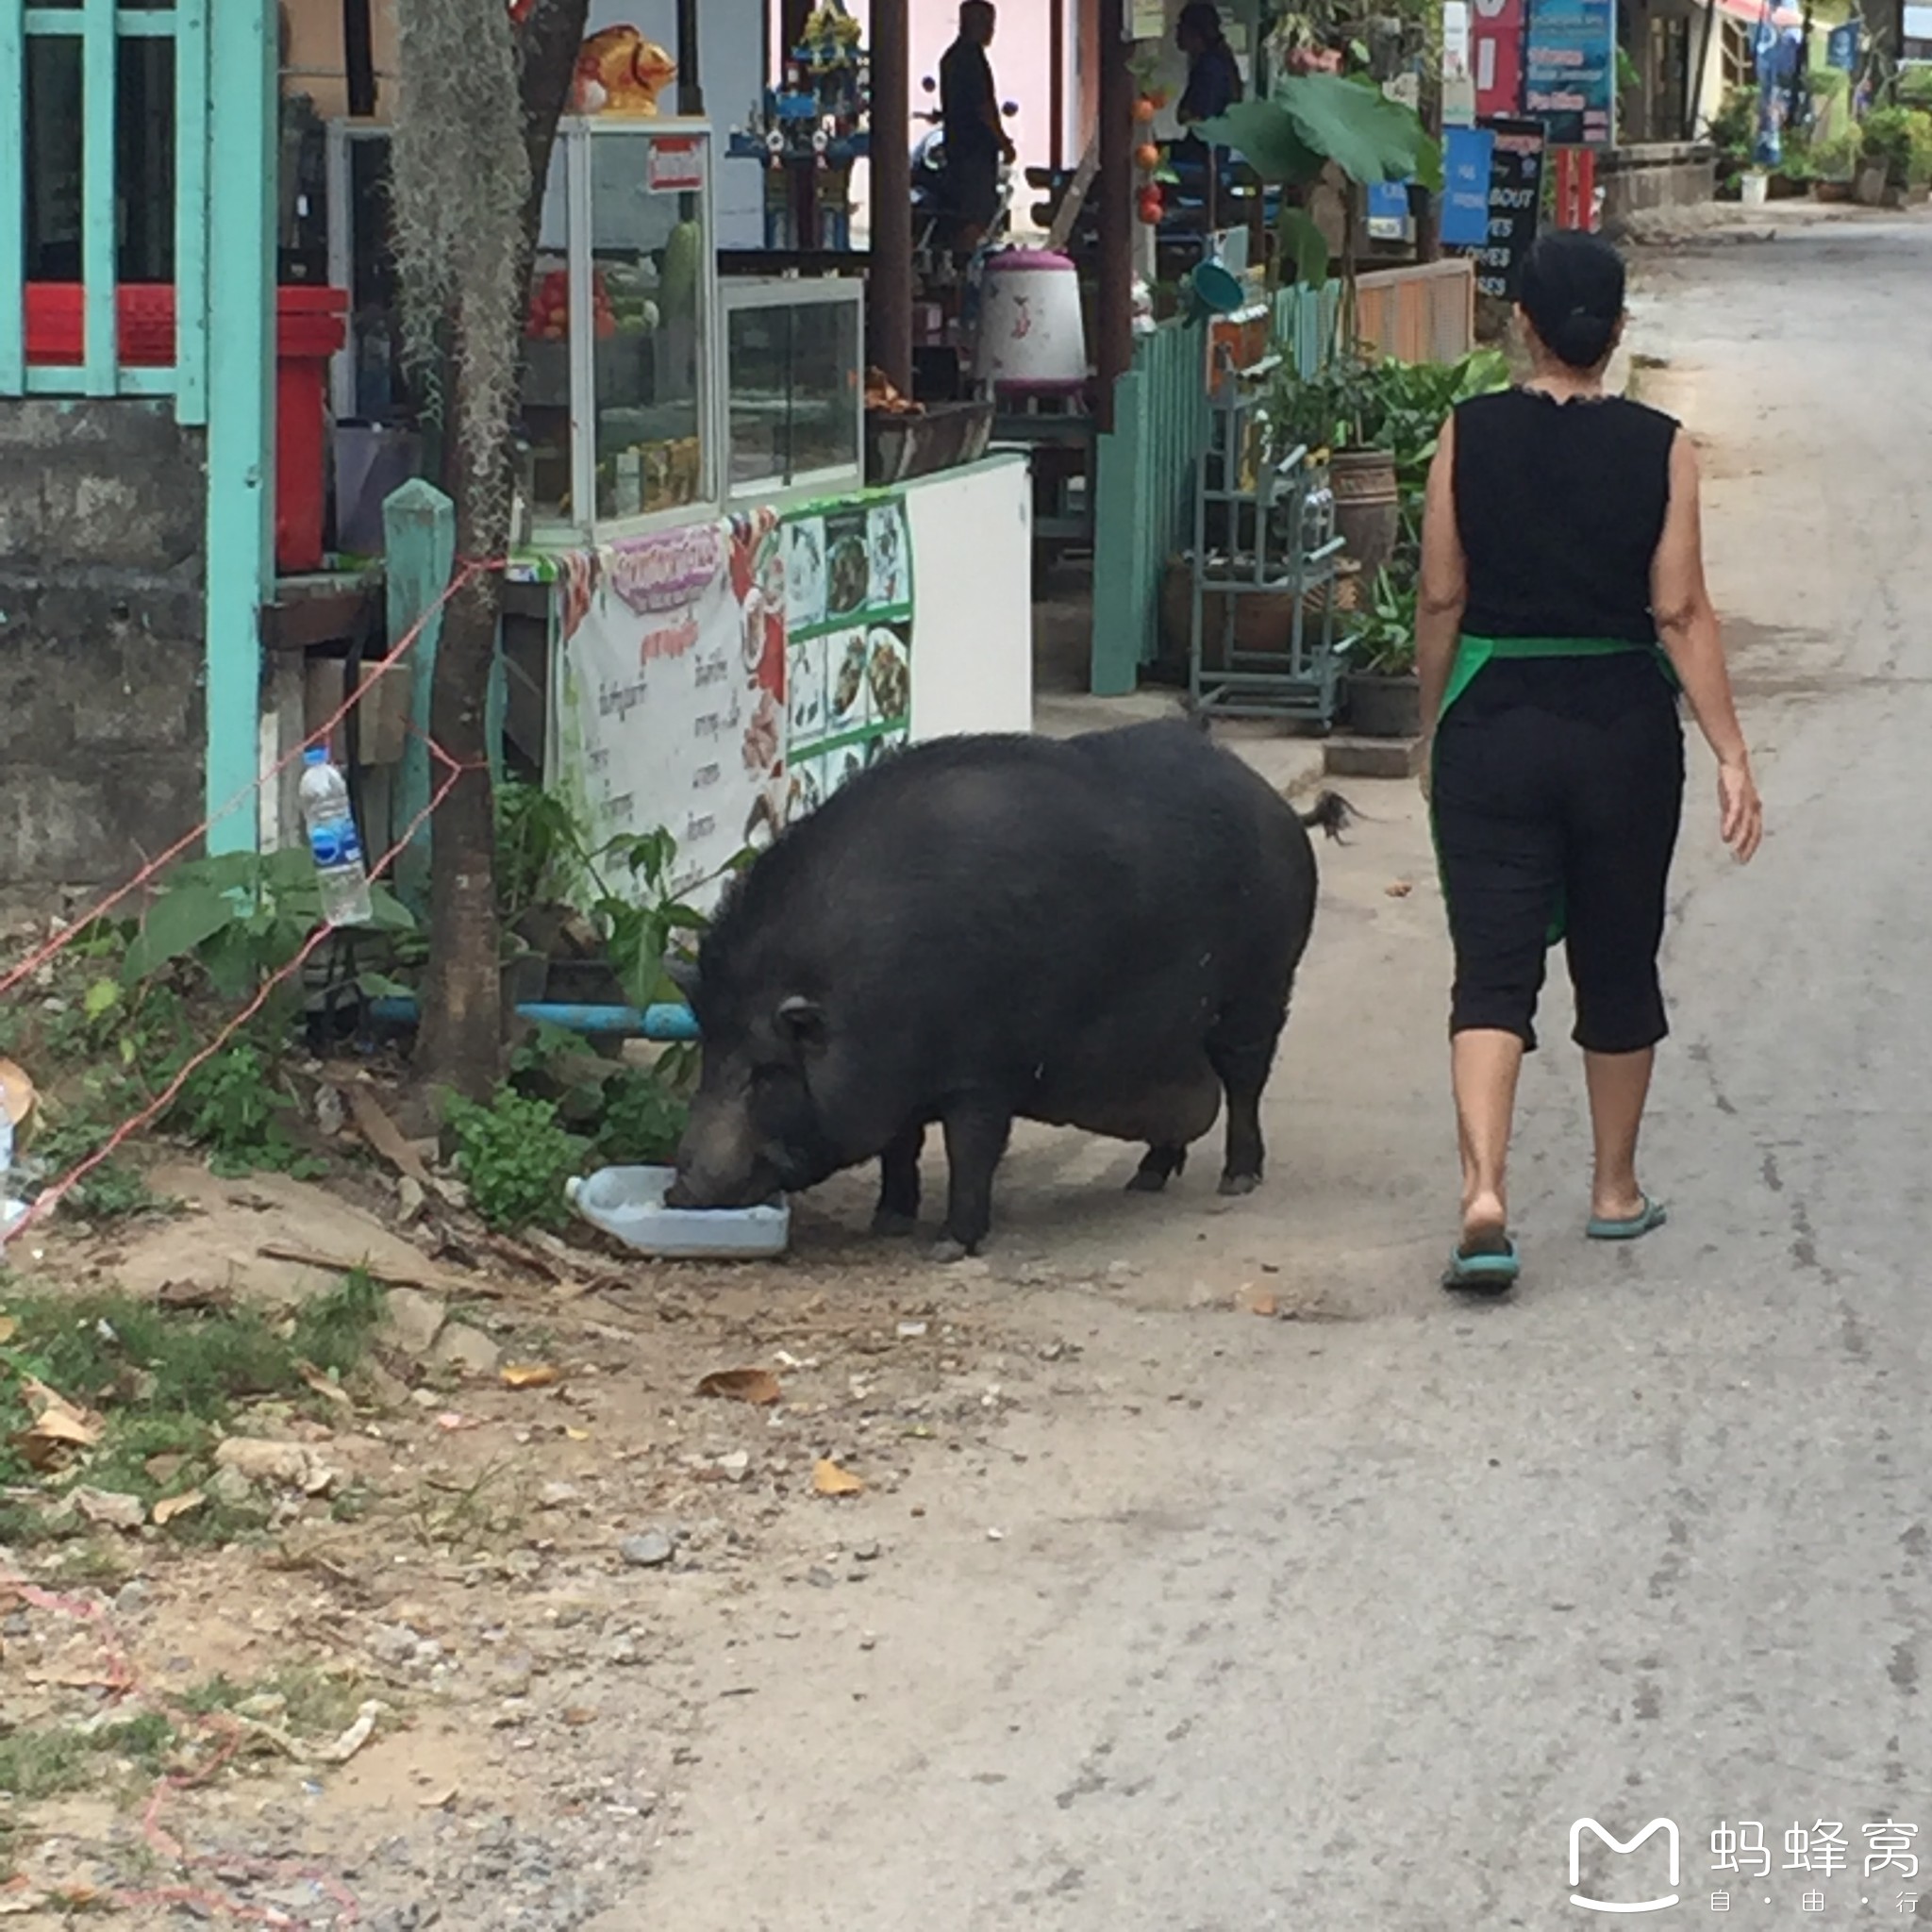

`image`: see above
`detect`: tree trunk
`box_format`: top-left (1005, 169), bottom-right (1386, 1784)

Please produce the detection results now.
top-left (415, 0), bottom-right (589, 1103)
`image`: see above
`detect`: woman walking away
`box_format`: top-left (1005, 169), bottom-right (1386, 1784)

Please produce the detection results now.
top-left (1416, 229), bottom-right (1763, 1292)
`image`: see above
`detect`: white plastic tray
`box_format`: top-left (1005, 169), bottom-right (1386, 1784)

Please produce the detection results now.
top-left (567, 1164), bottom-right (790, 1260)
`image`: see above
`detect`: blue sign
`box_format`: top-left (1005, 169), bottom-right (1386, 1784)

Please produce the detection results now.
top-left (1441, 127), bottom-right (1497, 247)
top-left (1367, 180), bottom-right (1412, 222)
top-left (1826, 20), bottom-right (1860, 69)
top-left (1524, 0), bottom-right (1616, 146)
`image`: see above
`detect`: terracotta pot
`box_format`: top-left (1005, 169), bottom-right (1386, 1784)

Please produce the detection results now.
top-left (1330, 447), bottom-right (1400, 581)
top-left (1343, 671), bottom-right (1421, 739)
top-left (1158, 558), bottom-right (1357, 674)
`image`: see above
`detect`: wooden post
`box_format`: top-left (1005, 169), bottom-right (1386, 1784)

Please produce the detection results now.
top-left (383, 479), bottom-right (457, 913)
top-left (869, 0), bottom-right (912, 392)
top-left (675, 0), bottom-right (704, 114)
top-left (1095, 0), bottom-right (1133, 433)
top-left (203, 0), bottom-right (276, 854)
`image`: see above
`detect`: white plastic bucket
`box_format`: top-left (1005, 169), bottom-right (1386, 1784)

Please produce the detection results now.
top-left (971, 247), bottom-right (1087, 396)
top-left (1740, 171), bottom-right (1769, 208)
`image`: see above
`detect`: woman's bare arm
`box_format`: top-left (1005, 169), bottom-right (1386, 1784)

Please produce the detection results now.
top-left (1415, 417), bottom-right (1466, 746)
top-left (1652, 428), bottom-right (1762, 860)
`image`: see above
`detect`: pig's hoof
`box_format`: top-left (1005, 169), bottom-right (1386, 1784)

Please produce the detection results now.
top-left (872, 1209), bottom-right (919, 1237)
top-left (929, 1236), bottom-right (974, 1263)
top-left (1218, 1172), bottom-right (1260, 1197)
top-left (1124, 1169), bottom-right (1170, 1194)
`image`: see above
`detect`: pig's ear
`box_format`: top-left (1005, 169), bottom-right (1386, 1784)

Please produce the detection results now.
top-left (664, 954), bottom-right (701, 1001)
top-left (775, 994), bottom-right (826, 1055)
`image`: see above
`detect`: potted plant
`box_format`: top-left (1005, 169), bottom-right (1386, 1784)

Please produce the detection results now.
top-left (1340, 567), bottom-right (1419, 737)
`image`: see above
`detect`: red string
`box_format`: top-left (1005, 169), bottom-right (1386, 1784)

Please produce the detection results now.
top-left (0, 556), bottom-right (502, 1003)
top-left (18, 758), bottom-right (476, 1232)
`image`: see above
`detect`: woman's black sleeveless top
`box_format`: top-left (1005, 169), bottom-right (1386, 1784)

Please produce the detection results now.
top-left (1450, 388), bottom-right (1681, 721)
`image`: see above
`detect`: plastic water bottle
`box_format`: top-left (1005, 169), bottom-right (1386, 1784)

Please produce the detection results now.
top-left (299, 746), bottom-right (374, 927)
top-left (0, 1110), bottom-right (25, 1252)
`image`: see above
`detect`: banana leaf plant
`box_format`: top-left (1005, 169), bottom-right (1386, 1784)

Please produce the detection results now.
top-left (1197, 74), bottom-right (1443, 312)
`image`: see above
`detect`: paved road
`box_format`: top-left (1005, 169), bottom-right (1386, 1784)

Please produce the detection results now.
top-left (606, 216), bottom-right (1932, 1930)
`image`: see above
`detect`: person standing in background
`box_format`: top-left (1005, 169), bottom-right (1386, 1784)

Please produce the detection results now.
top-left (1175, 2), bottom-right (1243, 125)
top-left (940, 1), bottom-right (1013, 254)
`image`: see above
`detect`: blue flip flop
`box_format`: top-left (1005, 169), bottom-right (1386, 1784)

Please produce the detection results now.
top-left (1586, 1195), bottom-right (1669, 1241)
top-left (1441, 1231), bottom-right (1520, 1292)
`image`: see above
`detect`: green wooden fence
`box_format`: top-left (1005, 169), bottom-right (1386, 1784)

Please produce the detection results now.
top-left (1089, 283), bottom-right (1339, 697)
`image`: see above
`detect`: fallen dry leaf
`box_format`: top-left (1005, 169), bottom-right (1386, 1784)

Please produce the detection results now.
top-left (1250, 1294), bottom-right (1279, 1318)
top-left (0, 1058), bottom-right (35, 1128)
top-left (12, 1379), bottom-right (105, 1469)
top-left (1385, 879), bottom-right (1414, 898)
top-left (696, 1367), bottom-right (782, 1407)
top-left (144, 1452), bottom-right (187, 1486)
top-left (813, 1457), bottom-right (865, 1498)
top-left (500, 1362), bottom-right (562, 1390)
top-left (562, 1707), bottom-right (596, 1727)
top-left (74, 1487), bottom-right (145, 1532)
top-left (434, 1411), bottom-right (480, 1432)
top-left (297, 1361), bottom-right (356, 1408)
top-left (418, 1786), bottom-right (458, 1809)
top-left (0, 1315), bottom-right (16, 1346)
top-left (153, 1490), bottom-right (205, 1526)
top-left (312, 1699), bottom-right (385, 1764)
top-left (563, 1425), bottom-right (591, 1442)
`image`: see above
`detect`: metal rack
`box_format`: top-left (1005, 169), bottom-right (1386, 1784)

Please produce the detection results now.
top-left (1187, 347), bottom-right (1347, 725)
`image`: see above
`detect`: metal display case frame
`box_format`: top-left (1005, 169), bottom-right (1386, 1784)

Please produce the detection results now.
top-left (720, 275), bottom-right (866, 501)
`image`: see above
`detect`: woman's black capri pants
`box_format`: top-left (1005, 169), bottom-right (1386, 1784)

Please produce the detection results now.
top-left (1431, 691), bottom-right (1685, 1056)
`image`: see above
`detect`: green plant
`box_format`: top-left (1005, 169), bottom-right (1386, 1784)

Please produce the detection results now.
top-left (1707, 86), bottom-right (1758, 165)
top-left (1265, 346), bottom-right (1507, 465)
top-left (1859, 104), bottom-right (1932, 184)
top-left (114, 849), bottom-right (414, 1007)
top-left (444, 1086), bottom-right (587, 1231)
top-left (595, 1062), bottom-right (690, 1164)
top-left (166, 1039), bottom-right (320, 1178)
top-left (1341, 569), bottom-right (1417, 677)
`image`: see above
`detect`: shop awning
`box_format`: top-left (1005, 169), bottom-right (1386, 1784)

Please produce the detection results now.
top-left (1710, 0), bottom-right (1804, 26)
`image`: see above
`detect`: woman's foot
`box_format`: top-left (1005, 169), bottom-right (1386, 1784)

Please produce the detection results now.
top-left (1586, 1192), bottom-right (1668, 1241)
top-left (1460, 1188), bottom-right (1508, 1253)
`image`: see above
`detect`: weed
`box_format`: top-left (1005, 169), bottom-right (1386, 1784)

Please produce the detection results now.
top-left (445, 1087), bottom-right (586, 1232)
top-left (166, 1041), bottom-right (323, 1178)
top-left (593, 1062), bottom-right (690, 1165)
top-left (0, 1274), bottom-right (385, 1543)
top-left (0, 1714), bottom-right (177, 1803)
top-left (178, 1664), bottom-right (363, 1738)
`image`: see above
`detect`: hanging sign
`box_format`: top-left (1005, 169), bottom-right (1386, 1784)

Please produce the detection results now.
top-left (648, 135), bottom-right (706, 192)
top-left (1440, 125), bottom-right (1496, 247)
top-left (1523, 0), bottom-right (1615, 145)
top-left (1472, 0), bottom-right (1527, 118)
top-left (1443, 117), bottom-right (1545, 299)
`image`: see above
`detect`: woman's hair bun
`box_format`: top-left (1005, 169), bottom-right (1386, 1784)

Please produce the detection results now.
top-left (1518, 231), bottom-right (1625, 372)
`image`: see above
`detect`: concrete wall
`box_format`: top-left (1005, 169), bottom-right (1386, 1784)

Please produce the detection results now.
top-left (1599, 142), bottom-right (1719, 229)
top-left (0, 402), bottom-right (208, 889)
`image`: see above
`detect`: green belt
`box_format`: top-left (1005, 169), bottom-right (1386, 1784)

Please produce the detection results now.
top-left (1430, 634), bottom-right (1679, 949)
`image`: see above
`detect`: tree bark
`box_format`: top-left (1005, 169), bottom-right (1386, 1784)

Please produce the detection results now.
top-left (417, 0), bottom-right (590, 1103)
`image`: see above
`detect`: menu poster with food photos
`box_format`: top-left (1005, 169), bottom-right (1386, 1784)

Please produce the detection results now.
top-left (779, 494), bottom-right (913, 823)
top-left (550, 508), bottom-right (788, 910)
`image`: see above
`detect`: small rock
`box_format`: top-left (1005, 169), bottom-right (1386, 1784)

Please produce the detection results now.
top-left (807, 1565), bottom-right (836, 1589)
top-left (397, 1176), bottom-right (427, 1226)
top-left (715, 1451), bottom-right (751, 1483)
top-left (619, 1530), bottom-right (674, 1569)
top-left (114, 1580), bottom-right (153, 1615)
top-left (608, 1632), bottom-right (643, 1666)
top-left (379, 1287), bottom-right (447, 1357)
top-left (538, 1482), bottom-right (580, 1510)
top-left (367, 1622), bottom-right (421, 1669)
top-left (895, 1320), bottom-right (929, 1340)
top-left (72, 1487), bottom-right (145, 1533)
top-left (208, 1467), bottom-right (255, 1507)
top-left (433, 1323), bottom-right (504, 1377)
top-left (858, 1631), bottom-right (877, 1651)
top-left (852, 1540), bottom-right (881, 1562)
top-left (314, 1085), bottom-right (346, 1135)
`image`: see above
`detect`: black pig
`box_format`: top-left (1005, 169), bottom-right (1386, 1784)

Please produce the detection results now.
top-left (665, 719), bottom-right (1336, 1257)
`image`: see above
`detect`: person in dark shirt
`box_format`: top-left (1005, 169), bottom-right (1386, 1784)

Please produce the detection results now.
top-left (1175, 2), bottom-right (1243, 125)
top-left (940, 0), bottom-right (1013, 249)
top-left (1416, 231), bottom-right (1762, 1292)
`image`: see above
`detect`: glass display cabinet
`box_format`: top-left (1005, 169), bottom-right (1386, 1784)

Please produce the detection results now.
top-left (721, 277), bottom-right (865, 499)
top-left (518, 119), bottom-right (719, 543)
